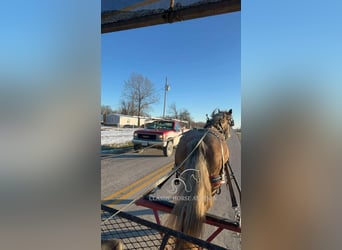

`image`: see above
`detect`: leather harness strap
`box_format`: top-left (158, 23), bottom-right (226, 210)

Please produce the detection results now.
top-left (207, 129), bottom-right (226, 195)
top-left (206, 129), bottom-right (238, 210)
top-left (224, 161), bottom-right (238, 208)
top-left (174, 124), bottom-right (238, 208)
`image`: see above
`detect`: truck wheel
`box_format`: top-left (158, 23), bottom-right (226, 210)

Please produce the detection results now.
top-left (134, 144), bottom-right (142, 152)
top-left (163, 141), bottom-right (173, 157)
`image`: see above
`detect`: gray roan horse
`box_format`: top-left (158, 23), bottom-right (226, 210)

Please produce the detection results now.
top-left (166, 109), bottom-right (234, 249)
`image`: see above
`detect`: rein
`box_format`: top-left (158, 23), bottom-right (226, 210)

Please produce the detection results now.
top-left (174, 129), bottom-right (210, 173)
top-left (174, 127), bottom-right (227, 195)
top-left (101, 133), bottom-right (209, 225)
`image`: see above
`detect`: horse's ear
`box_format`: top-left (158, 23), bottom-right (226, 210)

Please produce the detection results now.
top-left (228, 109), bottom-right (232, 114)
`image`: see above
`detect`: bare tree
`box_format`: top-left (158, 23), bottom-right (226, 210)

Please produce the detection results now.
top-left (193, 121), bottom-right (206, 128)
top-left (119, 100), bottom-right (134, 115)
top-left (101, 105), bottom-right (115, 124)
top-left (168, 104), bottom-right (194, 126)
top-left (101, 105), bottom-right (113, 115)
top-left (169, 103), bottom-right (179, 119)
top-left (120, 73), bottom-right (159, 126)
top-left (179, 108), bottom-right (191, 122)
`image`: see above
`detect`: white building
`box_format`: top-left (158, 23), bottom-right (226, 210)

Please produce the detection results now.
top-left (102, 113), bottom-right (149, 128)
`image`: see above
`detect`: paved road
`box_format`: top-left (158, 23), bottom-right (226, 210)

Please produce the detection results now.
top-left (101, 129), bottom-right (241, 249)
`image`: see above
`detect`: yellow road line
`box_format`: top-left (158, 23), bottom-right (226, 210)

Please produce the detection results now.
top-left (118, 165), bottom-right (172, 199)
top-left (107, 164), bottom-right (172, 207)
top-left (103, 162), bottom-right (173, 201)
top-left (103, 162), bottom-right (171, 201)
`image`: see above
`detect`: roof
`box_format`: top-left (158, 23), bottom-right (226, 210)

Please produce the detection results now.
top-left (102, 0), bottom-right (241, 33)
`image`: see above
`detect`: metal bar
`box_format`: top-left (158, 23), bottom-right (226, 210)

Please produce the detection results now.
top-left (206, 227), bottom-right (224, 242)
top-left (135, 196), bottom-right (241, 233)
top-left (227, 160), bottom-right (241, 202)
top-left (102, 0), bottom-right (241, 33)
top-left (225, 162), bottom-right (238, 208)
top-left (101, 204), bottom-right (228, 249)
top-left (153, 209), bottom-right (161, 225)
top-left (159, 233), bottom-right (171, 250)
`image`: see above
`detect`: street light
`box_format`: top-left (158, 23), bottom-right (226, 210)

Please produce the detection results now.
top-left (163, 77), bottom-right (170, 118)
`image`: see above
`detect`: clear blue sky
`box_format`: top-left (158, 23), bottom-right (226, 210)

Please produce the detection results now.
top-left (101, 12), bottom-right (241, 127)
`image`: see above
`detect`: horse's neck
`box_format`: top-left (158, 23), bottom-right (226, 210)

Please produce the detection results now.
top-left (206, 123), bottom-right (231, 140)
top-left (204, 120), bottom-right (219, 130)
top-left (205, 123), bottom-right (223, 134)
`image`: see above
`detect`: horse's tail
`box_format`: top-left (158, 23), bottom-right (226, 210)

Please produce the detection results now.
top-left (166, 142), bottom-right (213, 249)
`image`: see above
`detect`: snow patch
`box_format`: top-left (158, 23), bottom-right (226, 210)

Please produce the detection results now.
top-left (101, 126), bottom-right (137, 146)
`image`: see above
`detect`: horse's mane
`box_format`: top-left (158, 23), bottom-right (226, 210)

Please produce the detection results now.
top-left (204, 109), bottom-right (233, 140)
top-left (205, 109), bottom-right (229, 129)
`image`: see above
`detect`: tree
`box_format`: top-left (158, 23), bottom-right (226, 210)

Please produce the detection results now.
top-left (119, 100), bottom-right (134, 115)
top-left (101, 105), bottom-right (113, 124)
top-left (120, 73), bottom-right (159, 126)
top-left (101, 105), bottom-right (113, 115)
top-left (193, 121), bottom-right (206, 128)
top-left (169, 103), bottom-right (179, 119)
top-left (168, 104), bottom-right (195, 127)
top-left (179, 108), bottom-right (191, 122)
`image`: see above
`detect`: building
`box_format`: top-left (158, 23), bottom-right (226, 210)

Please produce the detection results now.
top-left (102, 113), bottom-right (149, 128)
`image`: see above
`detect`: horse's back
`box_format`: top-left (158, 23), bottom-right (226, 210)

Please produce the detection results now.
top-left (175, 128), bottom-right (229, 170)
top-left (175, 129), bottom-right (206, 164)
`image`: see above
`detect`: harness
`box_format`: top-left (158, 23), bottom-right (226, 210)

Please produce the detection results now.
top-left (207, 128), bottom-right (226, 195)
top-left (175, 127), bottom-right (227, 195)
top-left (204, 118), bottom-right (227, 135)
top-left (173, 114), bottom-right (241, 225)
top-left (175, 126), bottom-right (240, 207)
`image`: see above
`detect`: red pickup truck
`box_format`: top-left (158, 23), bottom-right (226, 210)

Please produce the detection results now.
top-left (132, 119), bottom-right (188, 156)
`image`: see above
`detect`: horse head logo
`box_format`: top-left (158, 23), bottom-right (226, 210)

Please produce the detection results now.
top-left (168, 169), bottom-right (200, 194)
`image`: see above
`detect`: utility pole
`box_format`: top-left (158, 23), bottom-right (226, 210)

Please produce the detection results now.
top-left (163, 77), bottom-right (170, 118)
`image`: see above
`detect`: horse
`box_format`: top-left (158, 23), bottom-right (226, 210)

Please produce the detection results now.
top-left (165, 109), bottom-right (234, 249)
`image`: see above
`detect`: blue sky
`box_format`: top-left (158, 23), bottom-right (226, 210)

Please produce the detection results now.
top-left (101, 12), bottom-right (241, 127)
